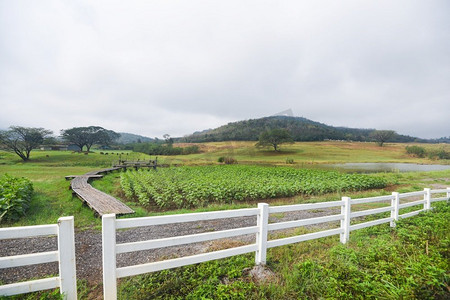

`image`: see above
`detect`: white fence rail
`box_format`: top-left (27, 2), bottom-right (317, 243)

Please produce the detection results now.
top-left (0, 217), bottom-right (77, 300)
top-left (102, 208), bottom-right (260, 299)
top-left (102, 187), bottom-right (449, 300)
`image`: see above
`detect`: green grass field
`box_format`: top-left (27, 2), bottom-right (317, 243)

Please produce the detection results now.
top-left (170, 141), bottom-right (450, 165)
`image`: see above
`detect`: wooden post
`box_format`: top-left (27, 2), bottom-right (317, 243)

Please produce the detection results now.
top-left (57, 216), bottom-right (77, 300)
top-left (102, 214), bottom-right (117, 300)
top-left (390, 192), bottom-right (399, 227)
top-left (424, 188), bottom-right (431, 210)
top-left (340, 197), bottom-right (351, 244)
top-left (255, 203), bottom-right (269, 265)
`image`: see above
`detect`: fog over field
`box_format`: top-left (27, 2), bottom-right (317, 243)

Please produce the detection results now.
top-left (0, 0), bottom-right (449, 138)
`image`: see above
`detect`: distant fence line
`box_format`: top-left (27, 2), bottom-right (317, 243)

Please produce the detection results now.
top-left (0, 188), bottom-right (449, 300)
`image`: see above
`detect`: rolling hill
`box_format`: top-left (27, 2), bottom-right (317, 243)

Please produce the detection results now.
top-left (180, 116), bottom-right (423, 143)
top-left (116, 132), bottom-right (154, 144)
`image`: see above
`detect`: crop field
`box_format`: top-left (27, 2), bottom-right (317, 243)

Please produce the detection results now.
top-left (120, 165), bottom-right (387, 208)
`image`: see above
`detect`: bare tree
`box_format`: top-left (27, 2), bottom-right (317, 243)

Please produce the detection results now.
top-left (0, 126), bottom-right (53, 161)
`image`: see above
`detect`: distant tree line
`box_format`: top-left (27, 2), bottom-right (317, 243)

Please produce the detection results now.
top-left (0, 125), bottom-right (120, 161)
top-left (428, 136), bottom-right (450, 143)
top-left (122, 135), bottom-right (200, 156)
top-left (0, 125), bottom-right (202, 161)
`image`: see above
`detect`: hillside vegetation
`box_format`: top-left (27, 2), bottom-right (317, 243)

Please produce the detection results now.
top-left (181, 116), bottom-right (422, 143)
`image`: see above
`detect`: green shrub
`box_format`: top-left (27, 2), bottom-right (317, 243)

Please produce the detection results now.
top-left (0, 174), bottom-right (33, 222)
top-left (286, 158), bottom-right (295, 164)
top-left (405, 145), bottom-right (426, 158)
top-left (427, 149), bottom-right (449, 160)
top-left (218, 156), bottom-right (237, 164)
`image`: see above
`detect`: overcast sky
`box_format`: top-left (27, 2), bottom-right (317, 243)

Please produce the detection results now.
top-left (1, 0), bottom-right (449, 139)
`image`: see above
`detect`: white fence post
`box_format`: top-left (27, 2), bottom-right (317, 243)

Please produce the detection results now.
top-left (424, 188), bottom-right (431, 210)
top-left (57, 216), bottom-right (77, 300)
top-left (102, 214), bottom-right (117, 300)
top-left (447, 187), bottom-right (450, 200)
top-left (340, 197), bottom-right (351, 244)
top-left (255, 203), bottom-right (269, 265)
top-left (390, 192), bottom-right (399, 227)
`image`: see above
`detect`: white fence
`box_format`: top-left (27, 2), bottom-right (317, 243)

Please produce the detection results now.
top-left (0, 188), bottom-right (448, 299)
top-left (102, 187), bottom-right (449, 300)
top-left (0, 216), bottom-right (77, 300)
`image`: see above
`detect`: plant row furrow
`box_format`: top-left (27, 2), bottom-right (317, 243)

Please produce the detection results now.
top-left (120, 165), bottom-right (386, 208)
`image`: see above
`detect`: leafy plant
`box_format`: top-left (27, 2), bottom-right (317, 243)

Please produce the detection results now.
top-left (120, 166), bottom-right (386, 208)
top-left (0, 174), bottom-right (33, 222)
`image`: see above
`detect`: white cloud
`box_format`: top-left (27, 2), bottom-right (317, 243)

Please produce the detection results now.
top-left (0, 0), bottom-right (449, 138)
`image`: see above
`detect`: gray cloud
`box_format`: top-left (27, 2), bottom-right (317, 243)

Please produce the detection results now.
top-left (1, 0), bottom-right (449, 138)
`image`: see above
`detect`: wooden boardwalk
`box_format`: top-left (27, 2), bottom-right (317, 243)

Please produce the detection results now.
top-left (69, 167), bottom-right (135, 216)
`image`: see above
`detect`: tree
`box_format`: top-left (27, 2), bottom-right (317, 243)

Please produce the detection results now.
top-left (88, 127), bottom-right (120, 150)
top-left (370, 130), bottom-right (395, 146)
top-left (0, 126), bottom-right (53, 161)
top-left (163, 134), bottom-right (174, 147)
top-left (60, 126), bottom-right (119, 152)
top-left (255, 128), bottom-right (294, 152)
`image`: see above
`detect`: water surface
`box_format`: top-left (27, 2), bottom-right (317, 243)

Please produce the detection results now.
top-left (321, 163), bottom-right (450, 173)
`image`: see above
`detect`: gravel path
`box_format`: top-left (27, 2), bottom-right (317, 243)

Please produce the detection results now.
top-left (0, 207), bottom-right (340, 285)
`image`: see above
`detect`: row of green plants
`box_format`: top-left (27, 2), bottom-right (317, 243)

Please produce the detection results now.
top-left (120, 165), bottom-right (386, 208)
top-left (117, 201), bottom-right (450, 299)
top-left (0, 174), bottom-right (33, 223)
top-left (406, 145), bottom-right (450, 160)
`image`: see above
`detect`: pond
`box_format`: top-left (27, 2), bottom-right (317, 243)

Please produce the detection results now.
top-left (320, 163), bottom-right (450, 173)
